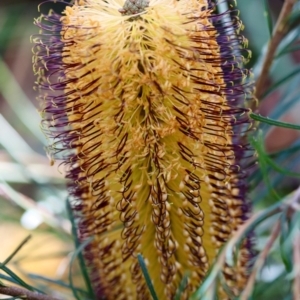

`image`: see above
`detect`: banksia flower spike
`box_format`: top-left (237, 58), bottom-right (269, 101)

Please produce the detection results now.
top-left (33, 0), bottom-right (254, 299)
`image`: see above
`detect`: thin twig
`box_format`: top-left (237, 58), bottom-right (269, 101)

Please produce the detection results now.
top-left (240, 221), bottom-right (281, 300)
top-left (254, 0), bottom-right (296, 102)
top-left (293, 233), bottom-right (300, 300)
top-left (0, 285), bottom-right (61, 300)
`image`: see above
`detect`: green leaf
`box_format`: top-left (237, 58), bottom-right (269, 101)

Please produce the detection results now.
top-left (2, 235), bottom-right (31, 266)
top-left (0, 4), bottom-right (26, 55)
top-left (264, 92), bottom-right (300, 134)
top-left (219, 273), bottom-right (237, 299)
top-left (262, 67), bottom-right (300, 98)
top-left (174, 273), bottom-right (189, 300)
top-left (0, 274), bottom-right (18, 286)
top-left (250, 113), bottom-right (300, 130)
top-left (275, 25), bottom-right (300, 58)
top-left (194, 200), bottom-right (283, 299)
top-left (137, 254), bottom-right (159, 300)
top-left (66, 199), bottom-right (95, 299)
top-left (291, 210), bottom-right (300, 231)
top-left (68, 236), bottom-right (94, 300)
top-left (270, 143), bottom-right (300, 159)
top-left (250, 134), bottom-right (281, 202)
top-left (265, 156), bottom-right (300, 178)
top-left (263, 0), bottom-right (273, 37)
top-left (28, 273), bottom-right (89, 296)
top-left (287, 9), bottom-right (300, 29)
top-left (277, 45), bottom-right (300, 58)
top-left (1, 297), bottom-right (23, 300)
top-left (279, 211), bottom-right (293, 272)
top-left (253, 273), bottom-right (289, 299)
top-left (0, 59), bottom-right (46, 144)
top-left (0, 265), bottom-right (43, 293)
top-left (191, 258), bottom-right (218, 300)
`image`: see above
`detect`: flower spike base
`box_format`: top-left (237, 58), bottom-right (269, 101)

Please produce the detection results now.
top-left (33, 0), bottom-right (254, 299)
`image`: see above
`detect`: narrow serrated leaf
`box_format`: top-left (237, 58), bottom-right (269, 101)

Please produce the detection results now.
top-left (137, 254), bottom-right (159, 300)
top-left (251, 113), bottom-right (300, 130)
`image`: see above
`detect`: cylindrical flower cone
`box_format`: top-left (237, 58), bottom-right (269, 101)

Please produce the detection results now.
top-left (33, 0), bottom-right (254, 299)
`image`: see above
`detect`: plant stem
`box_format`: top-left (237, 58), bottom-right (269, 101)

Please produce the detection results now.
top-left (254, 0), bottom-right (296, 102)
top-left (0, 285), bottom-right (61, 300)
top-left (240, 221), bottom-right (281, 300)
top-left (293, 233), bottom-right (300, 300)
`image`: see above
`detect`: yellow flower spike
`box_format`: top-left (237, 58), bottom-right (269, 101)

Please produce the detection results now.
top-left (33, 0), bottom-right (254, 299)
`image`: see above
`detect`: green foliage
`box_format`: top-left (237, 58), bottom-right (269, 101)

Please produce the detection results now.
top-left (0, 236), bottom-right (45, 293)
top-left (263, 0), bottom-right (273, 37)
top-left (250, 113), bottom-right (300, 130)
top-left (137, 255), bottom-right (159, 300)
top-left (66, 200), bottom-right (95, 300)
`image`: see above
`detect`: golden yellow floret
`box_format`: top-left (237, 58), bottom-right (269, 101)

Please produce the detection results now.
top-left (35, 0), bottom-right (252, 299)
